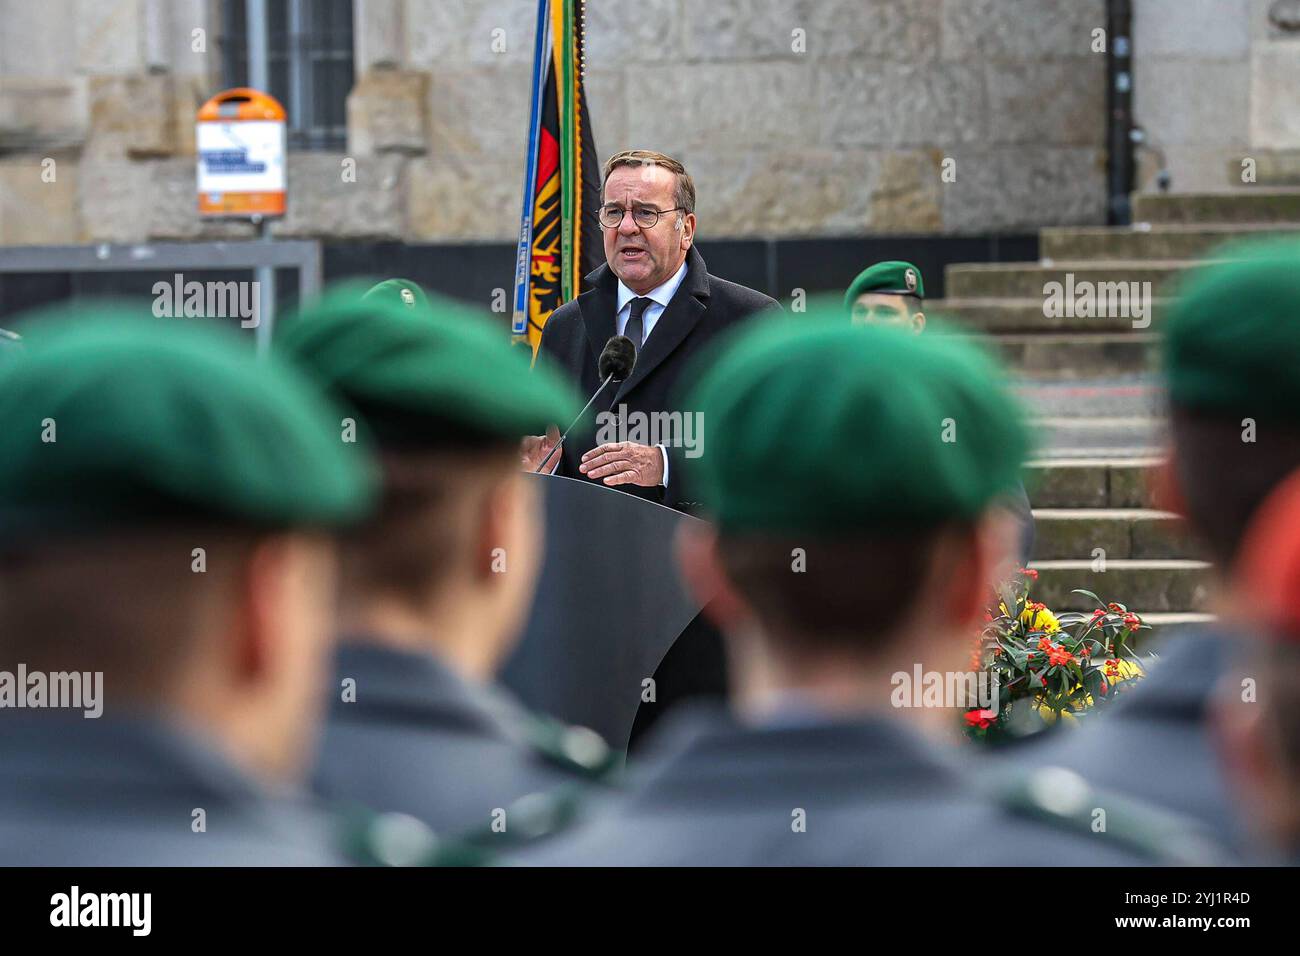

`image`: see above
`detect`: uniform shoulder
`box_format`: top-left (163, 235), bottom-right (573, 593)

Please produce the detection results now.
top-left (988, 764), bottom-right (1233, 865)
top-left (520, 712), bottom-right (621, 782)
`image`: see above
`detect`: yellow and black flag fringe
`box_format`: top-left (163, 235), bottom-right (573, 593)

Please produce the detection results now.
top-left (512, 0), bottom-right (602, 356)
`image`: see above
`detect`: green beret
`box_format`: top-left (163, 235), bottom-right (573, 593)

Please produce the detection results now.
top-left (278, 283), bottom-right (581, 448)
top-left (0, 306), bottom-right (375, 539)
top-left (0, 328), bottom-right (22, 368)
top-left (1165, 237), bottom-right (1300, 422)
top-left (844, 260), bottom-right (925, 310)
top-left (683, 309), bottom-right (1028, 534)
top-left (362, 278), bottom-right (433, 318)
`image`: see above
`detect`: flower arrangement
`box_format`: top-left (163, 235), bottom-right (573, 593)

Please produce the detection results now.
top-left (964, 567), bottom-right (1149, 742)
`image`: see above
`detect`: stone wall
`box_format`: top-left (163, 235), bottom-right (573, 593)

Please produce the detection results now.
top-left (2, 0), bottom-right (1114, 245)
top-left (1133, 0), bottom-right (1300, 192)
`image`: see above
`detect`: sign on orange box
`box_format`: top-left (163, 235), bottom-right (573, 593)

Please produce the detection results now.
top-left (196, 88), bottom-right (286, 218)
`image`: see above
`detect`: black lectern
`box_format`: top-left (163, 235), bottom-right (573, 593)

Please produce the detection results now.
top-left (498, 472), bottom-right (706, 752)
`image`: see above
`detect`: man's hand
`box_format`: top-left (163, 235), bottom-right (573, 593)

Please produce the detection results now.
top-left (521, 425), bottom-right (561, 473)
top-left (579, 442), bottom-right (664, 487)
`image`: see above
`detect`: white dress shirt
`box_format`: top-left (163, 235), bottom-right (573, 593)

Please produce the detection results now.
top-left (615, 260), bottom-right (688, 343)
top-left (612, 260), bottom-right (688, 487)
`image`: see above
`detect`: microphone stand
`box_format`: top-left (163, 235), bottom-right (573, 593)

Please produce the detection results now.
top-left (534, 372), bottom-right (616, 474)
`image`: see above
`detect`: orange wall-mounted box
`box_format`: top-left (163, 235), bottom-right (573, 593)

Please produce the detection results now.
top-left (196, 88), bottom-right (287, 218)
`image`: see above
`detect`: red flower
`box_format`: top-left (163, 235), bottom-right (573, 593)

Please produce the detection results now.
top-left (1048, 646), bottom-right (1075, 667)
top-left (964, 709), bottom-right (997, 729)
top-left (1018, 567), bottom-right (1039, 580)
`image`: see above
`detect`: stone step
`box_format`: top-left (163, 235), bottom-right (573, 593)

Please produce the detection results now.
top-left (1040, 224), bottom-right (1298, 262)
top-left (986, 332), bottom-right (1157, 378)
top-left (1138, 612), bottom-right (1216, 639)
top-left (1024, 457), bottom-right (1162, 509)
top-left (1030, 508), bottom-right (1203, 561)
top-left (1028, 417), bottom-right (1166, 455)
top-left (945, 261), bottom-right (1188, 300)
top-left (1028, 558), bottom-right (1212, 613)
top-left (934, 297), bottom-right (1164, 333)
top-left (1014, 379), bottom-right (1163, 421)
top-left (1032, 446), bottom-right (1165, 459)
top-left (1226, 151), bottom-right (1300, 187)
top-left (1132, 189), bottom-right (1300, 225)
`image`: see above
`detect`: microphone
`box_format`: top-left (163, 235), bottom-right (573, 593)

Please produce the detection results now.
top-left (535, 335), bottom-right (636, 474)
top-left (598, 334), bottom-right (637, 383)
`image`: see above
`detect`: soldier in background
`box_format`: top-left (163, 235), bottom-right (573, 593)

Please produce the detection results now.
top-left (279, 285), bottom-right (617, 845)
top-left (0, 306), bottom-right (375, 865)
top-left (845, 258), bottom-right (927, 333)
top-left (517, 311), bottom-right (1207, 865)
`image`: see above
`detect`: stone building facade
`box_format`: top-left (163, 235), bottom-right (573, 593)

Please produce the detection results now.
top-left (0, 0), bottom-right (1295, 248)
top-left (1133, 0), bottom-right (1300, 191)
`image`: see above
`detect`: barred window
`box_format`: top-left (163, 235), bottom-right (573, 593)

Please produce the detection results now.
top-left (220, 0), bottom-right (355, 151)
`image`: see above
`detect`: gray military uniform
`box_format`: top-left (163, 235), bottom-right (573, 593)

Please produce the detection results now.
top-left (0, 714), bottom-right (347, 865)
top-left (1009, 627), bottom-right (1241, 850)
top-left (312, 641), bottom-right (613, 838)
top-left (515, 704), bottom-right (1215, 866)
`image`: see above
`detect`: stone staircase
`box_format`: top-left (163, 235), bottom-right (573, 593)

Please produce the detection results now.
top-left (941, 192), bottom-right (1300, 382)
top-left (936, 189), bottom-right (1300, 636)
top-left (1022, 457), bottom-right (1212, 637)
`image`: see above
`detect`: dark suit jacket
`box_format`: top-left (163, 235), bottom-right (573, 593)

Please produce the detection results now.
top-left (537, 245), bottom-right (779, 513)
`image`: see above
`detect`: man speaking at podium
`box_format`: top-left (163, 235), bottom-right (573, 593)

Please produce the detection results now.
top-left (524, 149), bottom-right (778, 742)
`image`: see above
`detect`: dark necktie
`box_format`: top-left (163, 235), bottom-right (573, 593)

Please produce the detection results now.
top-left (624, 296), bottom-right (653, 349)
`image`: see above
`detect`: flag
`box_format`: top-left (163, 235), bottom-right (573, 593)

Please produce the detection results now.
top-left (512, 0), bottom-right (602, 356)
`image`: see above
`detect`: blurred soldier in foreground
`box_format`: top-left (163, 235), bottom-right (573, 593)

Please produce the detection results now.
top-left (280, 285), bottom-right (616, 843)
top-left (1013, 238), bottom-right (1300, 850)
top-left (846, 259), bottom-right (1034, 568)
top-left (362, 277), bottom-right (434, 318)
top-left (0, 308), bottom-right (375, 865)
top-left (1225, 467), bottom-right (1300, 864)
top-left (518, 312), bottom-right (1202, 865)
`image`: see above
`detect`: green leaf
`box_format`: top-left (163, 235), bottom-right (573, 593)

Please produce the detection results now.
top-left (1071, 589), bottom-right (1107, 610)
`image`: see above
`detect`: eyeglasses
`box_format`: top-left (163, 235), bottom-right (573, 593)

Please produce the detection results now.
top-left (598, 203), bottom-right (686, 229)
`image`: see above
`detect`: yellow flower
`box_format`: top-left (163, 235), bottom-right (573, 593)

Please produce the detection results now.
top-left (1033, 701), bottom-right (1080, 724)
top-left (1106, 658), bottom-right (1143, 684)
top-left (1019, 604), bottom-right (1061, 633)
